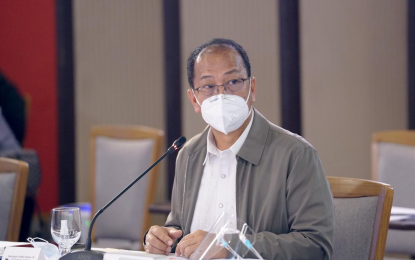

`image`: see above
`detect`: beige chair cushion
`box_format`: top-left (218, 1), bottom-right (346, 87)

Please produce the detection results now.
top-left (94, 136), bottom-right (154, 242)
top-left (377, 142), bottom-right (415, 255)
top-left (377, 142), bottom-right (415, 208)
top-left (331, 196), bottom-right (378, 260)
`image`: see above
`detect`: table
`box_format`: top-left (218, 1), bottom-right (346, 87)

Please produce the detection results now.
top-left (389, 217), bottom-right (415, 230)
top-left (389, 206), bottom-right (415, 231)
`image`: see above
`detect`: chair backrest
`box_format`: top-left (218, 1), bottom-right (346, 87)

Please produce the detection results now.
top-left (0, 157), bottom-right (29, 241)
top-left (0, 149), bottom-right (41, 196)
top-left (327, 177), bottom-right (393, 260)
top-left (372, 131), bottom-right (415, 208)
top-left (90, 125), bottom-right (164, 243)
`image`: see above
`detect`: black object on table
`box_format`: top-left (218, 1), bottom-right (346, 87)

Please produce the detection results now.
top-left (389, 215), bottom-right (415, 230)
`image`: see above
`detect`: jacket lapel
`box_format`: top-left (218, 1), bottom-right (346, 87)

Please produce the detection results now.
top-left (237, 108), bottom-right (269, 166)
top-left (183, 129), bottom-right (208, 235)
top-left (236, 108), bottom-right (270, 225)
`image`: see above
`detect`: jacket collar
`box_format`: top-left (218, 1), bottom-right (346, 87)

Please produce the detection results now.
top-left (237, 108), bottom-right (269, 165)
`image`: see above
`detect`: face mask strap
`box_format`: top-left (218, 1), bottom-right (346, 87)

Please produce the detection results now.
top-left (192, 89), bottom-right (203, 107)
top-left (27, 237), bottom-right (49, 244)
top-left (244, 78), bottom-right (253, 118)
top-left (245, 78), bottom-right (252, 104)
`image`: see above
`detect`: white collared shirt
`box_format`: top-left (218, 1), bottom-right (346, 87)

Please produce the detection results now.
top-left (190, 112), bottom-right (254, 233)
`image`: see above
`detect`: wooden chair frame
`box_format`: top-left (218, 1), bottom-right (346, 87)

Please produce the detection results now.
top-left (0, 157), bottom-right (29, 241)
top-left (371, 130), bottom-right (415, 180)
top-left (327, 177), bottom-right (393, 260)
top-left (90, 125), bottom-right (164, 243)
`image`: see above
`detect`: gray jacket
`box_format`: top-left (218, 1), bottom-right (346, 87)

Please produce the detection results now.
top-left (165, 109), bottom-right (334, 260)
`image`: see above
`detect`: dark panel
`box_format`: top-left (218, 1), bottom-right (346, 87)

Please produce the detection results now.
top-left (279, 0), bottom-right (302, 135)
top-left (163, 0), bottom-right (182, 199)
top-left (409, 0), bottom-right (415, 129)
top-left (56, 0), bottom-right (76, 204)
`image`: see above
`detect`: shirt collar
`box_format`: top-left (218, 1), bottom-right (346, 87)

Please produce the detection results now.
top-left (203, 110), bottom-right (254, 165)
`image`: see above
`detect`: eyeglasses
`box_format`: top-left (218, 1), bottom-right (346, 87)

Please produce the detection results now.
top-left (194, 77), bottom-right (250, 98)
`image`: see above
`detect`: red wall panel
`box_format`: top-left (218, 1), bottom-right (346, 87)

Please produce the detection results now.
top-left (0, 0), bottom-right (58, 212)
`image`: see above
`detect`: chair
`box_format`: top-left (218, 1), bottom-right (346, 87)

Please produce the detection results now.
top-left (0, 157), bottom-right (29, 241)
top-left (371, 131), bottom-right (415, 256)
top-left (327, 177), bottom-right (393, 260)
top-left (0, 149), bottom-right (41, 241)
top-left (90, 125), bottom-right (164, 250)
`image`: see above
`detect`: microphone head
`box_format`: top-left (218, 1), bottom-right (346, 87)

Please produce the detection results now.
top-left (172, 136), bottom-right (186, 150)
top-left (168, 136), bottom-right (186, 153)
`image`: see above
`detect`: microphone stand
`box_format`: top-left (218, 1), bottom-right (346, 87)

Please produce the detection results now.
top-left (61, 136), bottom-right (186, 260)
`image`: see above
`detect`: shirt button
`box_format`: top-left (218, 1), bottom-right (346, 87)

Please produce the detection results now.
top-left (219, 203), bottom-right (223, 208)
top-left (221, 174), bottom-right (226, 179)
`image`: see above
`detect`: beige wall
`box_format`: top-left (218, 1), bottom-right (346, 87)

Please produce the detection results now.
top-left (300, 0), bottom-right (407, 179)
top-left (180, 0), bottom-right (281, 138)
top-left (73, 0), bottom-right (166, 203)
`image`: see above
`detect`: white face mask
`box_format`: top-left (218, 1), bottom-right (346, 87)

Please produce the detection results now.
top-left (27, 237), bottom-right (59, 260)
top-left (194, 82), bottom-right (252, 135)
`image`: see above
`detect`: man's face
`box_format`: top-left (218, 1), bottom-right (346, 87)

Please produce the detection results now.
top-left (187, 47), bottom-right (256, 113)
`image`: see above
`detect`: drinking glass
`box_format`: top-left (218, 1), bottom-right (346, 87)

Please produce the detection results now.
top-left (51, 207), bottom-right (81, 256)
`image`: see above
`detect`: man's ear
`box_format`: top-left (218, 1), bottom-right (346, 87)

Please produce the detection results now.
top-left (187, 89), bottom-right (201, 113)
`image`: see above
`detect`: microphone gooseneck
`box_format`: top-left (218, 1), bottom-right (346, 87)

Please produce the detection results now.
top-left (60, 136), bottom-right (186, 260)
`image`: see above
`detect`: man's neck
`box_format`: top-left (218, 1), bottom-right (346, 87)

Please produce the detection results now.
top-left (211, 112), bottom-right (253, 151)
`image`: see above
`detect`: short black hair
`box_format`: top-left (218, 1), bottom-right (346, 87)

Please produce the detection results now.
top-left (186, 38), bottom-right (251, 89)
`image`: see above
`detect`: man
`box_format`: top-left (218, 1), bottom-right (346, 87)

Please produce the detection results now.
top-left (144, 38), bottom-right (334, 260)
top-left (0, 72), bottom-right (26, 144)
top-left (0, 109), bottom-right (21, 152)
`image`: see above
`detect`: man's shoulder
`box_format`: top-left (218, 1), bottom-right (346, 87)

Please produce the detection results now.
top-left (255, 111), bottom-right (315, 154)
top-left (238, 109), bottom-right (317, 165)
top-left (269, 122), bottom-right (314, 149)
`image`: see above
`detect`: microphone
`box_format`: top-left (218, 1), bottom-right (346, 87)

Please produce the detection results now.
top-left (168, 136), bottom-right (186, 154)
top-left (60, 136), bottom-right (187, 260)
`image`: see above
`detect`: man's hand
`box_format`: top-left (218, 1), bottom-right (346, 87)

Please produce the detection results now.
top-left (175, 230), bottom-right (228, 259)
top-left (145, 226), bottom-right (183, 255)
top-left (175, 230), bottom-right (207, 258)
